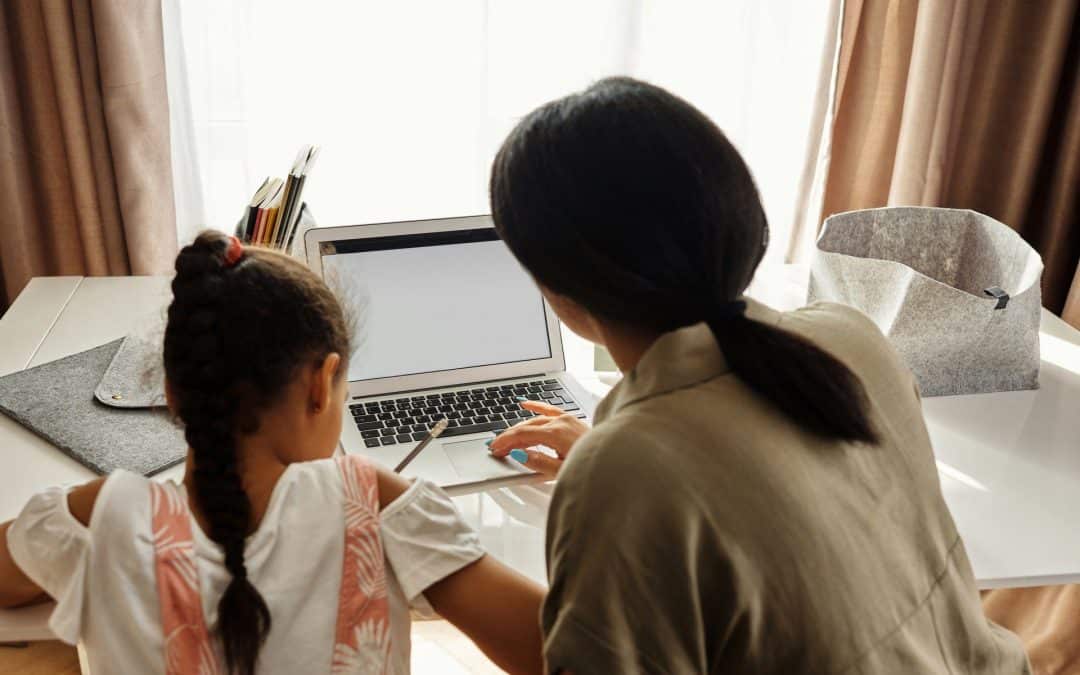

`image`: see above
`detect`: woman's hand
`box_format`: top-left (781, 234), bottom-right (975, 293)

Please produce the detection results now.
top-left (487, 400), bottom-right (590, 477)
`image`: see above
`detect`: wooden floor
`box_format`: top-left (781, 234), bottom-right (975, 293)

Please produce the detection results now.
top-left (0, 620), bottom-right (502, 674)
top-left (0, 641), bottom-right (80, 675)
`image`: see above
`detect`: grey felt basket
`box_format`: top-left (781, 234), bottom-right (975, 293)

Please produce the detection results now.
top-left (808, 207), bottom-right (1043, 397)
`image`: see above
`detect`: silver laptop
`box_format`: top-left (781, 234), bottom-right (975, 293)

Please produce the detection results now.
top-left (306, 215), bottom-right (595, 491)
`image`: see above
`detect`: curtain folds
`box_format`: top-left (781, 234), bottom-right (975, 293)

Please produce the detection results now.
top-left (815, 2), bottom-right (1080, 671)
top-left (784, 0), bottom-right (845, 263)
top-left (984, 586), bottom-right (1080, 675)
top-left (0, 0), bottom-right (177, 311)
top-left (808, 0), bottom-right (1080, 328)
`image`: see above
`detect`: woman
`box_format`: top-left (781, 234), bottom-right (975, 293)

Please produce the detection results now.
top-left (486, 77), bottom-right (1030, 674)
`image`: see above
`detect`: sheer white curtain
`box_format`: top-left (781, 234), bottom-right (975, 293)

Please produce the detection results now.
top-left (165, 1), bottom-right (837, 264)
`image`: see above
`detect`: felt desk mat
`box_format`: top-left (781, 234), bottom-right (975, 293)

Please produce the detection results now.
top-left (0, 340), bottom-right (186, 476)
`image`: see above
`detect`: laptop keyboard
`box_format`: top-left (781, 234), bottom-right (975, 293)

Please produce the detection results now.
top-left (349, 378), bottom-right (585, 448)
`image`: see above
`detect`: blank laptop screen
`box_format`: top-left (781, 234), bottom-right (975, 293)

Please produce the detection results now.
top-left (320, 228), bottom-right (552, 382)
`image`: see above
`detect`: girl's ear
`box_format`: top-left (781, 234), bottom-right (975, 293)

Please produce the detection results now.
top-left (311, 352), bottom-right (342, 413)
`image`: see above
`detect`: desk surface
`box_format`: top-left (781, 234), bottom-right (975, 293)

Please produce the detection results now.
top-left (3, 268), bottom-right (1080, 640)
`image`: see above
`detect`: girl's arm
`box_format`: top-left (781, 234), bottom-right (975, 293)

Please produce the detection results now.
top-left (0, 520), bottom-right (45, 608)
top-left (0, 478), bottom-right (104, 608)
top-left (424, 555), bottom-right (546, 675)
top-left (375, 466), bottom-right (546, 675)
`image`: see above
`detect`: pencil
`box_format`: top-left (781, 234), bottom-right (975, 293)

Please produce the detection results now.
top-left (393, 418), bottom-right (449, 473)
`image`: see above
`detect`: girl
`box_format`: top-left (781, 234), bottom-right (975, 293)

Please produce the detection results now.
top-left (486, 77), bottom-right (1031, 674)
top-left (0, 232), bottom-right (545, 674)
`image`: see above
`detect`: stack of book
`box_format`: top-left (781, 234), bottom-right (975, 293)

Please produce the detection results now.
top-left (238, 145), bottom-right (320, 250)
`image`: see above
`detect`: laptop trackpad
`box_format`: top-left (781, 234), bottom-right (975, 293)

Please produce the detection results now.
top-left (443, 438), bottom-right (533, 481)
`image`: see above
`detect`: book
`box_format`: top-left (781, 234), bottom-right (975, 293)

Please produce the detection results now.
top-left (265, 148), bottom-right (304, 246)
top-left (268, 174), bottom-right (296, 246)
top-left (280, 146), bottom-right (320, 249)
top-left (273, 146), bottom-right (311, 245)
top-left (251, 177), bottom-right (283, 244)
top-left (252, 208), bottom-right (267, 244)
top-left (261, 180), bottom-right (286, 245)
top-left (242, 177), bottom-right (273, 240)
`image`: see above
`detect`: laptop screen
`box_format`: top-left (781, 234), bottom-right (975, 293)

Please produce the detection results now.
top-left (320, 228), bottom-right (552, 382)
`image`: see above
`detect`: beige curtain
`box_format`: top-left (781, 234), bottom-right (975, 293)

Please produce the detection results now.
top-left (984, 586), bottom-right (1080, 675)
top-left (811, 0), bottom-right (1080, 328)
top-left (817, 2), bottom-right (1080, 672)
top-left (0, 0), bottom-right (178, 312)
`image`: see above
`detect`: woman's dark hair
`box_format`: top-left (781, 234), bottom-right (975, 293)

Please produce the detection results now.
top-left (490, 77), bottom-right (878, 445)
top-left (163, 231), bottom-right (350, 675)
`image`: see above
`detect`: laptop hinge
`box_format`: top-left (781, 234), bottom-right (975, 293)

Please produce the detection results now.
top-left (351, 372), bottom-right (555, 399)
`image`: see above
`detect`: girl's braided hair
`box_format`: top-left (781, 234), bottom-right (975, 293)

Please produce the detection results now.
top-left (163, 230), bottom-right (350, 675)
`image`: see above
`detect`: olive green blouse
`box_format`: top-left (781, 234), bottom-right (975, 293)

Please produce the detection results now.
top-left (541, 299), bottom-right (1029, 674)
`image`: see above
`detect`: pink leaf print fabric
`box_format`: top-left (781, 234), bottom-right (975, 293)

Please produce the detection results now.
top-left (151, 482), bottom-right (221, 675)
top-left (150, 455), bottom-right (390, 674)
top-left (331, 455), bottom-right (392, 674)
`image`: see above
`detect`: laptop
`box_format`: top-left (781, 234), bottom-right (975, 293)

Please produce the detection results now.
top-left (305, 215), bottom-right (596, 491)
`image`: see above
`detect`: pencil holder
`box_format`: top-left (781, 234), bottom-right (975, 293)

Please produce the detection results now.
top-left (233, 202), bottom-right (318, 261)
top-left (286, 203), bottom-right (318, 261)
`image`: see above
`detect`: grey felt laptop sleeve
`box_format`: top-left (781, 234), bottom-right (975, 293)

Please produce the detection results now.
top-left (0, 336), bottom-right (185, 476)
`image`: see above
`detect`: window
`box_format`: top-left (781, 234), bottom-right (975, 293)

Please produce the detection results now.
top-left (168, 1), bottom-right (836, 264)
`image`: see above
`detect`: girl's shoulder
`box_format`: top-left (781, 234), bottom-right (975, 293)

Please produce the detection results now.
top-left (79, 469), bottom-right (155, 534)
top-left (285, 455), bottom-right (370, 500)
top-left (78, 458), bottom-right (367, 535)
top-left (6, 470), bottom-right (156, 643)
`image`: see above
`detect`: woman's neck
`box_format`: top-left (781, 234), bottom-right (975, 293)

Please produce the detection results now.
top-left (598, 323), bottom-right (662, 374)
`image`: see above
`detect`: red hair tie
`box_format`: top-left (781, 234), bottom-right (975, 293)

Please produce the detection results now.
top-left (223, 235), bottom-right (244, 267)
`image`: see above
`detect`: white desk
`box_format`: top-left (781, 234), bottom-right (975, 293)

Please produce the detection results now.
top-left (749, 267), bottom-right (1080, 590)
top-left (0, 275), bottom-right (573, 643)
top-left (2, 268), bottom-right (1080, 642)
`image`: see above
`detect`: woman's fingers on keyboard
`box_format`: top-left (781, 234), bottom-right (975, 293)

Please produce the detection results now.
top-left (519, 399), bottom-right (563, 417)
top-left (488, 424), bottom-right (554, 457)
top-left (513, 448), bottom-right (562, 477)
top-left (488, 413), bottom-right (588, 463)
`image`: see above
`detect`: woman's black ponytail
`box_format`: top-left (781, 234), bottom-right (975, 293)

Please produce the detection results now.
top-left (709, 309), bottom-right (879, 443)
top-left (164, 231), bottom-right (351, 674)
top-left (490, 77), bottom-right (879, 445)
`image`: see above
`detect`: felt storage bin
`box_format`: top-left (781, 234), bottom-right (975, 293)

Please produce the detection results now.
top-left (808, 207), bottom-right (1043, 397)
